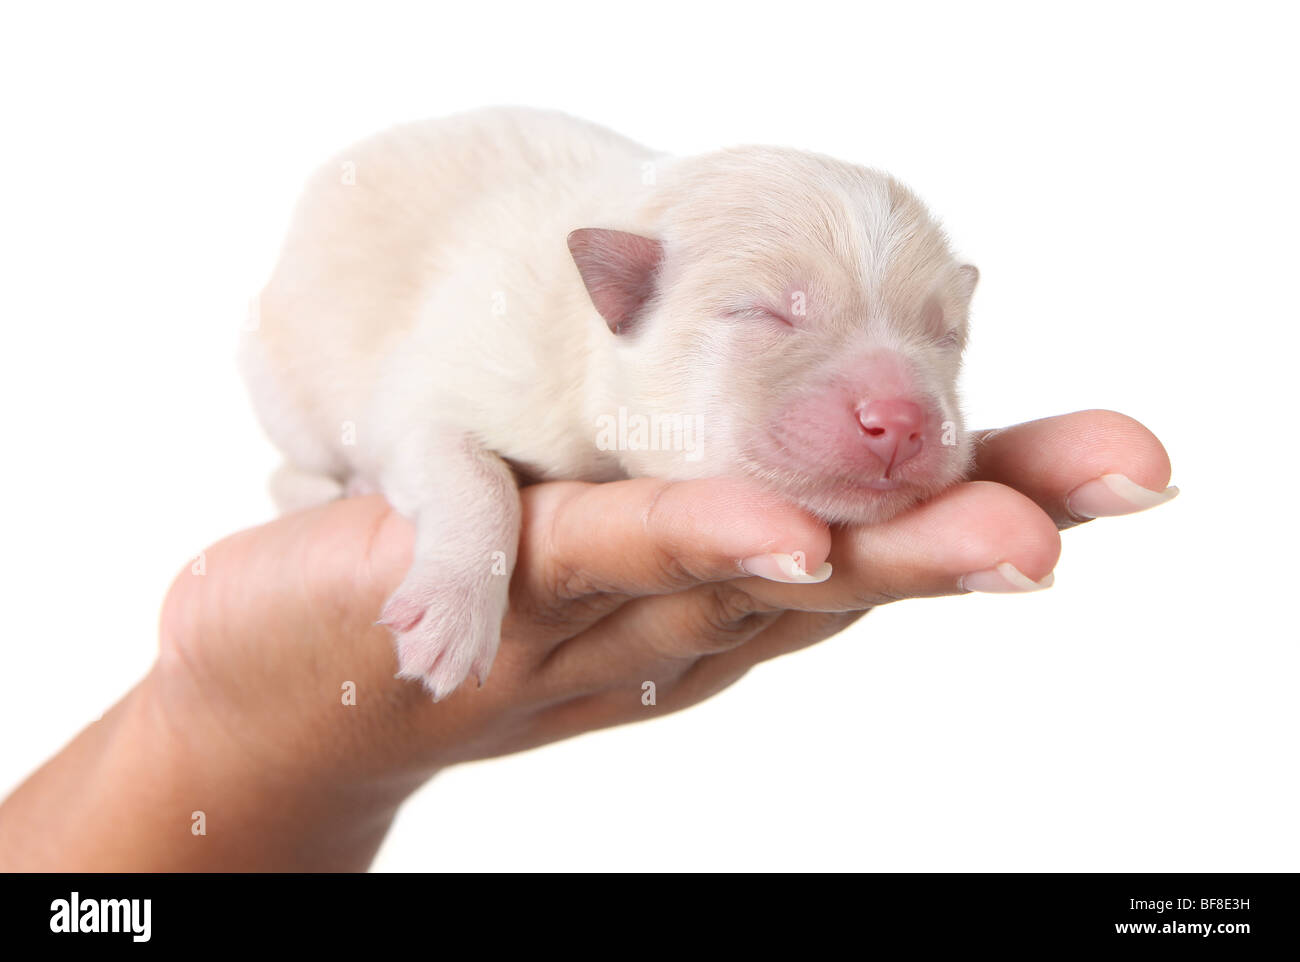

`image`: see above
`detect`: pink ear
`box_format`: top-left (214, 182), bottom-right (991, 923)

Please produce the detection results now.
top-left (567, 228), bottom-right (664, 335)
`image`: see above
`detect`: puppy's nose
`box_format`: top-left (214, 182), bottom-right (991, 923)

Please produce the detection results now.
top-left (857, 399), bottom-right (925, 471)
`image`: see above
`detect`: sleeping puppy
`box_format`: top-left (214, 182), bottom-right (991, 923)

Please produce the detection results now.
top-left (241, 107), bottom-right (979, 699)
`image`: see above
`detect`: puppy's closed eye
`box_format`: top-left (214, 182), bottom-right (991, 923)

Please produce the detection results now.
top-left (724, 304), bottom-right (797, 329)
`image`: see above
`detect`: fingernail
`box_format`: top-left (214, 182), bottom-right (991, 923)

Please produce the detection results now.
top-left (1066, 473), bottom-right (1179, 520)
top-left (741, 552), bottom-right (833, 584)
top-left (959, 562), bottom-right (1055, 594)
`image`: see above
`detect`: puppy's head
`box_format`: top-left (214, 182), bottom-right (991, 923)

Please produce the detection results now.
top-left (569, 147), bottom-right (978, 524)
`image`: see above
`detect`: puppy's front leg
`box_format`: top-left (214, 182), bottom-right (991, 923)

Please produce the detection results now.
top-left (377, 428), bottom-right (521, 701)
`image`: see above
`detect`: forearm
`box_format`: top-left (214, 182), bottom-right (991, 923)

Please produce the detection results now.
top-left (0, 670), bottom-right (407, 872)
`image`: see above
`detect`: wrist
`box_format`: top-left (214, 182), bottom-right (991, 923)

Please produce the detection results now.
top-left (144, 652), bottom-right (431, 871)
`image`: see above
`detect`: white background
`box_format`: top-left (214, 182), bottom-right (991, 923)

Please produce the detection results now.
top-left (1, 1), bottom-right (1296, 871)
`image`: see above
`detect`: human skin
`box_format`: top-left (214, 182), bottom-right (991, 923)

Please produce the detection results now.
top-left (0, 410), bottom-right (1175, 871)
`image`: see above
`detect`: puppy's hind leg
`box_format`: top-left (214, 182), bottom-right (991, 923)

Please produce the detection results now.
top-left (268, 462), bottom-right (345, 515)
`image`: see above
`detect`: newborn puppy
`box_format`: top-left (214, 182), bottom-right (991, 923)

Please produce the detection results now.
top-left (241, 107), bottom-right (979, 699)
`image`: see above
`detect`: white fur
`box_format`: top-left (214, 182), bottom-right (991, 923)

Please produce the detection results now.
top-left (241, 107), bottom-right (977, 699)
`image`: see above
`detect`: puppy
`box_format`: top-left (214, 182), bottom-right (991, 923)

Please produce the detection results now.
top-left (241, 107), bottom-right (978, 698)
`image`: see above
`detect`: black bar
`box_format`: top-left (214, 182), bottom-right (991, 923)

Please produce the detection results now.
top-left (0, 872), bottom-right (1291, 951)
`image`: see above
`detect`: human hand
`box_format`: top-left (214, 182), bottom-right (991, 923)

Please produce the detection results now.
top-left (0, 409), bottom-right (1172, 870)
top-left (156, 409), bottom-right (1173, 827)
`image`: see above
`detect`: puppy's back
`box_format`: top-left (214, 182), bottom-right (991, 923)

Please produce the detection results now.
top-left (243, 107), bottom-right (655, 475)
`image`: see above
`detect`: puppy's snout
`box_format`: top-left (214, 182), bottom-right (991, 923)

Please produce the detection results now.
top-left (857, 399), bottom-right (925, 471)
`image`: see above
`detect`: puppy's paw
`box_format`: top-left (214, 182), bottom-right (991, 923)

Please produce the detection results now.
top-left (379, 568), bottom-right (506, 701)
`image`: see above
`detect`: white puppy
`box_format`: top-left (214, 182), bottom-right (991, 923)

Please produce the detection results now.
top-left (241, 107), bottom-right (979, 699)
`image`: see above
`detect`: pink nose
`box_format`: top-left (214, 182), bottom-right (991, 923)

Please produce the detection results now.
top-left (857, 399), bottom-right (925, 471)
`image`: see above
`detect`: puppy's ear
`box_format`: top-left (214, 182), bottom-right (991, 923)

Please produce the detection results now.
top-left (567, 228), bottom-right (663, 335)
top-left (955, 264), bottom-right (980, 302)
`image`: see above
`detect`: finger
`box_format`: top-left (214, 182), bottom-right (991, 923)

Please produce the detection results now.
top-left (677, 608), bottom-right (868, 702)
top-left (970, 409), bottom-right (1177, 528)
top-left (532, 580), bottom-right (783, 697)
top-left (510, 476), bottom-right (832, 637)
top-left (535, 479), bottom-right (1061, 693)
top-left (733, 479), bottom-right (1062, 612)
top-left (532, 609), bottom-right (866, 737)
